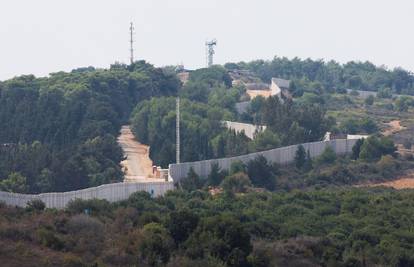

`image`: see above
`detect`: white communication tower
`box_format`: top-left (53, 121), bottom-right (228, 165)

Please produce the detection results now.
top-left (129, 22), bottom-right (135, 64)
top-left (205, 39), bottom-right (217, 67)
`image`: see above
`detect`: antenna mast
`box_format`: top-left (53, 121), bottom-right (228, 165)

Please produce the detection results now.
top-left (205, 39), bottom-right (217, 67)
top-left (129, 22), bottom-right (134, 64)
top-left (176, 97), bottom-right (180, 164)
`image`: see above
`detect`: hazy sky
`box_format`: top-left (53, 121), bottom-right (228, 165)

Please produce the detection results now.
top-left (1, 0), bottom-right (413, 80)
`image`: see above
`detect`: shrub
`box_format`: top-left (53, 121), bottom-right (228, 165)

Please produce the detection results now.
top-left (229, 160), bottom-right (246, 175)
top-left (377, 88), bottom-right (392, 98)
top-left (295, 145), bottom-right (306, 169)
top-left (352, 139), bottom-right (365, 160)
top-left (36, 228), bottom-right (64, 250)
top-left (139, 223), bottom-right (174, 266)
top-left (26, 199), bottom-right (46, 212)
top-left (221, 173), bottom-right (252, 194)
top-left (180, 167), bottom-right (203, 191)
top-left (359, 136), bottom-right (396, 161)
top-left (167, 209), bottom-right (199, 244)
top-left (66, 198), bottom-right (111, 215)
top-left (207, 163), bottom-right (227, 186)
top-left (317, 147), bottom-right (337, 164)
top-left (365, 95), bottom-right (374, 106)
top-left (247, 156), bottom-right (277, 190)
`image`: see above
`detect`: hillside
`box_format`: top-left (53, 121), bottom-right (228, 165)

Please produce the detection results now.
top-left (1, 57), bottom-right (414, 266)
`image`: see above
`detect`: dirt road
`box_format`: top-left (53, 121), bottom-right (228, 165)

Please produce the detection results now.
top-left (358, 172), bottom-right (414, 189)
top-left (382, 120), bottom-right (406, 136)
top-left (117, 126), bottom-right (164, 183)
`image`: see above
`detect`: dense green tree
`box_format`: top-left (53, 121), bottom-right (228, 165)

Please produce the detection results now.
top-left (185, 215), bottom-right (252, 266)
top-left (359, 136), bottom-right (396, 161)
top-left (352, 139), bottom-right (365, 160)
top-left (364, 95), bottom-right (375, 106)
top-left (167, 209), bottom-right (199, 245)
top-left (180, 168), bottom-right (203, 191)
top-left (139, 223), bottom-right (174, 266)
top-left (221, 173), bottom-right (252, 194)
top-left (0, 172), bottom-right (28, 193)
top-left (247, 156), bottom-right (277, 190)
top-left (207, 163), bottom-right (228, 186)
top-left (294, 145), bottom-right (307, 169)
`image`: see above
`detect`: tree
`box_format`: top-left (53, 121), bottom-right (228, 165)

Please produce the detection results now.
top-left (0, 172), bottom-right (28, 193)
top-left (295, 145), bottom-right (307, 169)
top-left (180, 168), bottom-right (203, 191)
top-left (377, 88), bottom-right (392, 98)
top-left (247, 156), bottom-right (277, 190)
top-left (364, 95), bottom-right (374, 106)
top-left (207, 163), bottom-right (227, 186)
top-left (359, 136), bottom-right (396, 161)
top-left (352, 139), bottom-right (364, 159)
top-left (395, 96), bottom-right (413, 112)
top-left (317, 147), bottom-right (337, 164)
top-left (167, 209), bottom-right (199, 245)
top-left (185, 215), bottom-right (252, 266)
top-left (139, 223), bottom-right (174, 266)
top-left (229, 161), bottom-right (246, 175)
top-left (220, 173), bottom-right (252, 194)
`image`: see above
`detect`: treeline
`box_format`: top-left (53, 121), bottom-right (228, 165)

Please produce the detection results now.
top-left (132, 65), bottom-right (334, 167)
top-left (2, 187), bottom-right (414, 266)
top-left (179, 135), bottom-right (401, 192)
top-left (225, 57), bottom-right (414, 95)
top-left (0, 61), bottom-right (179, 193)
top-left (131, 96), bottom-right (332, 167)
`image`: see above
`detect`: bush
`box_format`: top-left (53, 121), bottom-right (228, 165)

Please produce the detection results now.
top-left (229, 160), bottom-right (246, 175)
top-left (317, 147), bottom-right (337, 164)
top-left (359, 136), bottom-right (396, 161)
top-left (221, 173), bottom-right (252, 194)
top-left (247, 156), bottom-right (277, 190)
top-left (352, 139), bottom-right (364, 160)
top-left (180, 168), bottom-right (204, 191)
top-left (26, 199), bottom-right (46, 211)
top-left (139, 223), bottom-right (174, 266)
top-left (66, 198), bottom-right (111, 215)
top-left (295, 145), bottom-right (306, 169)
top-left (364, 95), bottom-right (375, 106)
top-left (36, 228), bottom-right (64, 250)
top-left (207, 163), bottom-right (227, 186)
top-left (376, 155), bottom-right (398, 176)
top-left (377, 88), bottom-right (392, 98)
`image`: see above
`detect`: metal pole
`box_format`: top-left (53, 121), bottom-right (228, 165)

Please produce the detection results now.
top-left (130, 22), bottom-right (134, 64)
top-left (176, 97), bottom-right (180, 164)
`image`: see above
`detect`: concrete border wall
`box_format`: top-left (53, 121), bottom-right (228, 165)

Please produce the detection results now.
top-left (0, 182), bottom-right (174, 209)
top-left (169, 139), bottom-right (357, 182)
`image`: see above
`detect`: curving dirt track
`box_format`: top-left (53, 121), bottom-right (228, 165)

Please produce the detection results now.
top-left (117, 126), bottom-right (164, 183)
top-left (382, 120), bottom-right (406, 136)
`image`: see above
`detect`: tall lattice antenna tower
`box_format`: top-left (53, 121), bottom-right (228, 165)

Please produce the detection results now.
top-left (205, 39), bottom-right (217, 67)
top-left (176, 97), bottom-right (180, 164)
top-left (129, 22), bottom-right (135, 64)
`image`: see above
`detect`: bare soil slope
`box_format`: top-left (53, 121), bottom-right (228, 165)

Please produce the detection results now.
top-left (117, 126), bottom-right (163, 182)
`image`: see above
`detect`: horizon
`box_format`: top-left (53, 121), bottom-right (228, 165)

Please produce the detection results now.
top-left (1, 55), bottom-right (412, 82)
top-left (1, 0), bottom-right (414, 80)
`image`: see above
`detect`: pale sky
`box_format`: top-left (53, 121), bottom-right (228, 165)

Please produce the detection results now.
top-left (1, 0), bottom-right (413, 80)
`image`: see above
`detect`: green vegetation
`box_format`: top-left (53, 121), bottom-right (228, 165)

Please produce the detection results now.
top-left (226, 57), bottom-right (414, 95)
top-left (2, 187), bottom-right (414, 266)
top-left (0, 61), bottom-right (179, 193)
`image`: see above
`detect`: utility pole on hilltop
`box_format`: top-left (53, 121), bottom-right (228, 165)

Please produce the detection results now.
top-left (176, 97), bottom-right (180, 164)
top-left (129, 22), bottom-right (135, 64)
top-left (205, 39), bottom-right (217, 67)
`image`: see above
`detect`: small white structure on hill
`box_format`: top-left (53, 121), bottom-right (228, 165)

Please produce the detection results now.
top-left (223, 121), bottom-right (267, 140)
top-left (245, 77), bottom-right (291, 101)
top-left (323, 132), bottom-right (369, 141)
